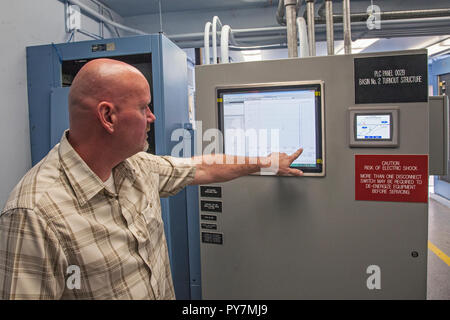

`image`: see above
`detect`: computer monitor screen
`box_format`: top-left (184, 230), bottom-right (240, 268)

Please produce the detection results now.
top-left (355, 114), bottom-right (392, 140)
top-left (218, 83), bottom-right (324, 174)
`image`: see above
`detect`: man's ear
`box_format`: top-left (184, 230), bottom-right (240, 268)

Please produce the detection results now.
top-left (97, 101), bottom-right (116, 134)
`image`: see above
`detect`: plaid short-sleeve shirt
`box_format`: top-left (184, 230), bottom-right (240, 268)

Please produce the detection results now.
top-left (0, 131), bottom-right (196, 299)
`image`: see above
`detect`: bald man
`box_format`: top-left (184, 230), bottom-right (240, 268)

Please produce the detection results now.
top-left (0, 58), bottom-right (303, 300)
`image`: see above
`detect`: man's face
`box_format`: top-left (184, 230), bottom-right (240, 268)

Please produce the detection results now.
top-left (115, 75), bottom-right (156, 156)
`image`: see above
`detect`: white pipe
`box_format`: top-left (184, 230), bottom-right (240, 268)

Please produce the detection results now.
top-left (296, 17), bottom-right (309, 57)
top-left (221, 25), bottom-right (231, 63)
top-left (227, 27), bottom-right (238, 46)
top-left (212, 16), bottom-right (223, 64)
top-left (204, 22), bottom-right (212, 65)
top-left (67, 0), bottom-right (146, 35)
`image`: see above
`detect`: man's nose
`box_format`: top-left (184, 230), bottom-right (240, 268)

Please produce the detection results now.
top-left (147, 108), bottom-right (156, 123)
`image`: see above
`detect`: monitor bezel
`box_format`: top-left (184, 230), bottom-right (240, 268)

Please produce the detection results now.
top-left (348, 107), bottom-right (399, 148)
top-left (216, 81), bottom-right (325, 176)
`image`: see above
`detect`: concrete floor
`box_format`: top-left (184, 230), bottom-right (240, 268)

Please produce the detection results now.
top-left (427, 193), bottom-right (450, 300)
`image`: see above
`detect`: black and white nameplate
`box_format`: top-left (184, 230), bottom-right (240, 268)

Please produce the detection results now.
top-left (354, 54), bottom-right (428, 104)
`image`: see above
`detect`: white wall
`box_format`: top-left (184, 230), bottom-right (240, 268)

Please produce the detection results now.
top-left (0, 0), bottom-right (123, 209)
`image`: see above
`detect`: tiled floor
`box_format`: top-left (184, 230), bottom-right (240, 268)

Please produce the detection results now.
top-left (427, 193), bottom-right (450, 300)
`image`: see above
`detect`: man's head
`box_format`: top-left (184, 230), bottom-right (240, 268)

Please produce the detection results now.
top-left (68, 58), bottom-right (155, 160)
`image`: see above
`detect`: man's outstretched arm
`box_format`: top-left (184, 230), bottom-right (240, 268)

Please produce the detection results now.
top-left (190, 148), bottom-right (304, 185)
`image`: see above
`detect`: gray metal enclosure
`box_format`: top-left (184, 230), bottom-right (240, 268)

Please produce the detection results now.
top-left (194, 50), bottom-right (429, 299)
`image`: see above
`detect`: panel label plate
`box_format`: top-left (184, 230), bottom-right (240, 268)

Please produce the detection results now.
top-left (201, 214), bottom-right (217, 221)
top-left (202, 232), bottom-right (223, 245)
top-left (354, 54), bottom-right (428, 104)
top-left (201, 200), bottom-right (222, 212)
top-left (201, 223), bottom-right (218, 230)
top-left (91, 43), bottom-right (116, 52)
top-left (355, 155), bottom-right (428, 203)
top-left (200, 186), bottom-right (222, 198)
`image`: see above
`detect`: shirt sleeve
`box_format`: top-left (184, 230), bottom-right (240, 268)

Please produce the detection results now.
top-left (156, 156), bottom-right (196, 198)
top-left (132, 153), bottom-right (196, 198)
top-left (0, 208), bottom-right (68, 299)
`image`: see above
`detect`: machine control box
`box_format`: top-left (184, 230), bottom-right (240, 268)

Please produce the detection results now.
top-left (349, 107), bottom-right (399, 147)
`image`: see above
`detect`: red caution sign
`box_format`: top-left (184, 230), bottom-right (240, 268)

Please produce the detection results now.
top-left (355, 155), bottom-right (428, 203)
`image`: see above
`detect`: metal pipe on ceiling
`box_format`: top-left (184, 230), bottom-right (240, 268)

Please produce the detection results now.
top-left (104, 9), bottom-right (121, 37)
top-left (77, 28), bottom-right (103, 40)
top-left (277, 0), bottom-right (301, 26)
top-left (171, 15), bottom-right (450, 48)
top-left (88, 0), bottom-right (121, 37)
top-left (285, 0), bottom-right (299, 58)
top-left (66, 0), bottom-right (146, 35)
top-left (306, 0), bottom-right (316, 56)
top-left (276, 0), bottom-right (286, 25)
top-left (229, 44), bottom-right (287, 50)
top-left (343, 0), bottom-right (352, 54)
top-left (317, 8), bottom-right (450, 23)
top-left (65, 0), bottom-right (450, 51)
top-left (325, 0), bottom-right (334, 55)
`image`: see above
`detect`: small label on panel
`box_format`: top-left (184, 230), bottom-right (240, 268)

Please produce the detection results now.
top-left (201, 200), bottom-right (222, 212)
top-left (201, 214), bottom-right (217, 221)
top-left (355, 155), bottom-right (428, 203)
top-left (92, 44), bottom-right (106, 52)
top-left (91, 43), bottom-right (115, 52)
top-left (202, 232), bottom-right (223, 245)
top-left (201, 223), bottom-right (218, 230)
top-left (200, 186), bottom-right (222, 198)
top-left (354, 54), bottom-right (428, 104)
top-left (106, 42), bottom-right (115, 51)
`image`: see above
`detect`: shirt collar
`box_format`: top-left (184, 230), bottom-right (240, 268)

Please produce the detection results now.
top-left (58, 130), bottom-right (136, 206)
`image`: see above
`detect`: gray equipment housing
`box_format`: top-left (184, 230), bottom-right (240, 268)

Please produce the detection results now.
top-left (195, 50), bottom-right (430, 299)
top-left (429, 95), bottom-right (449, 176)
